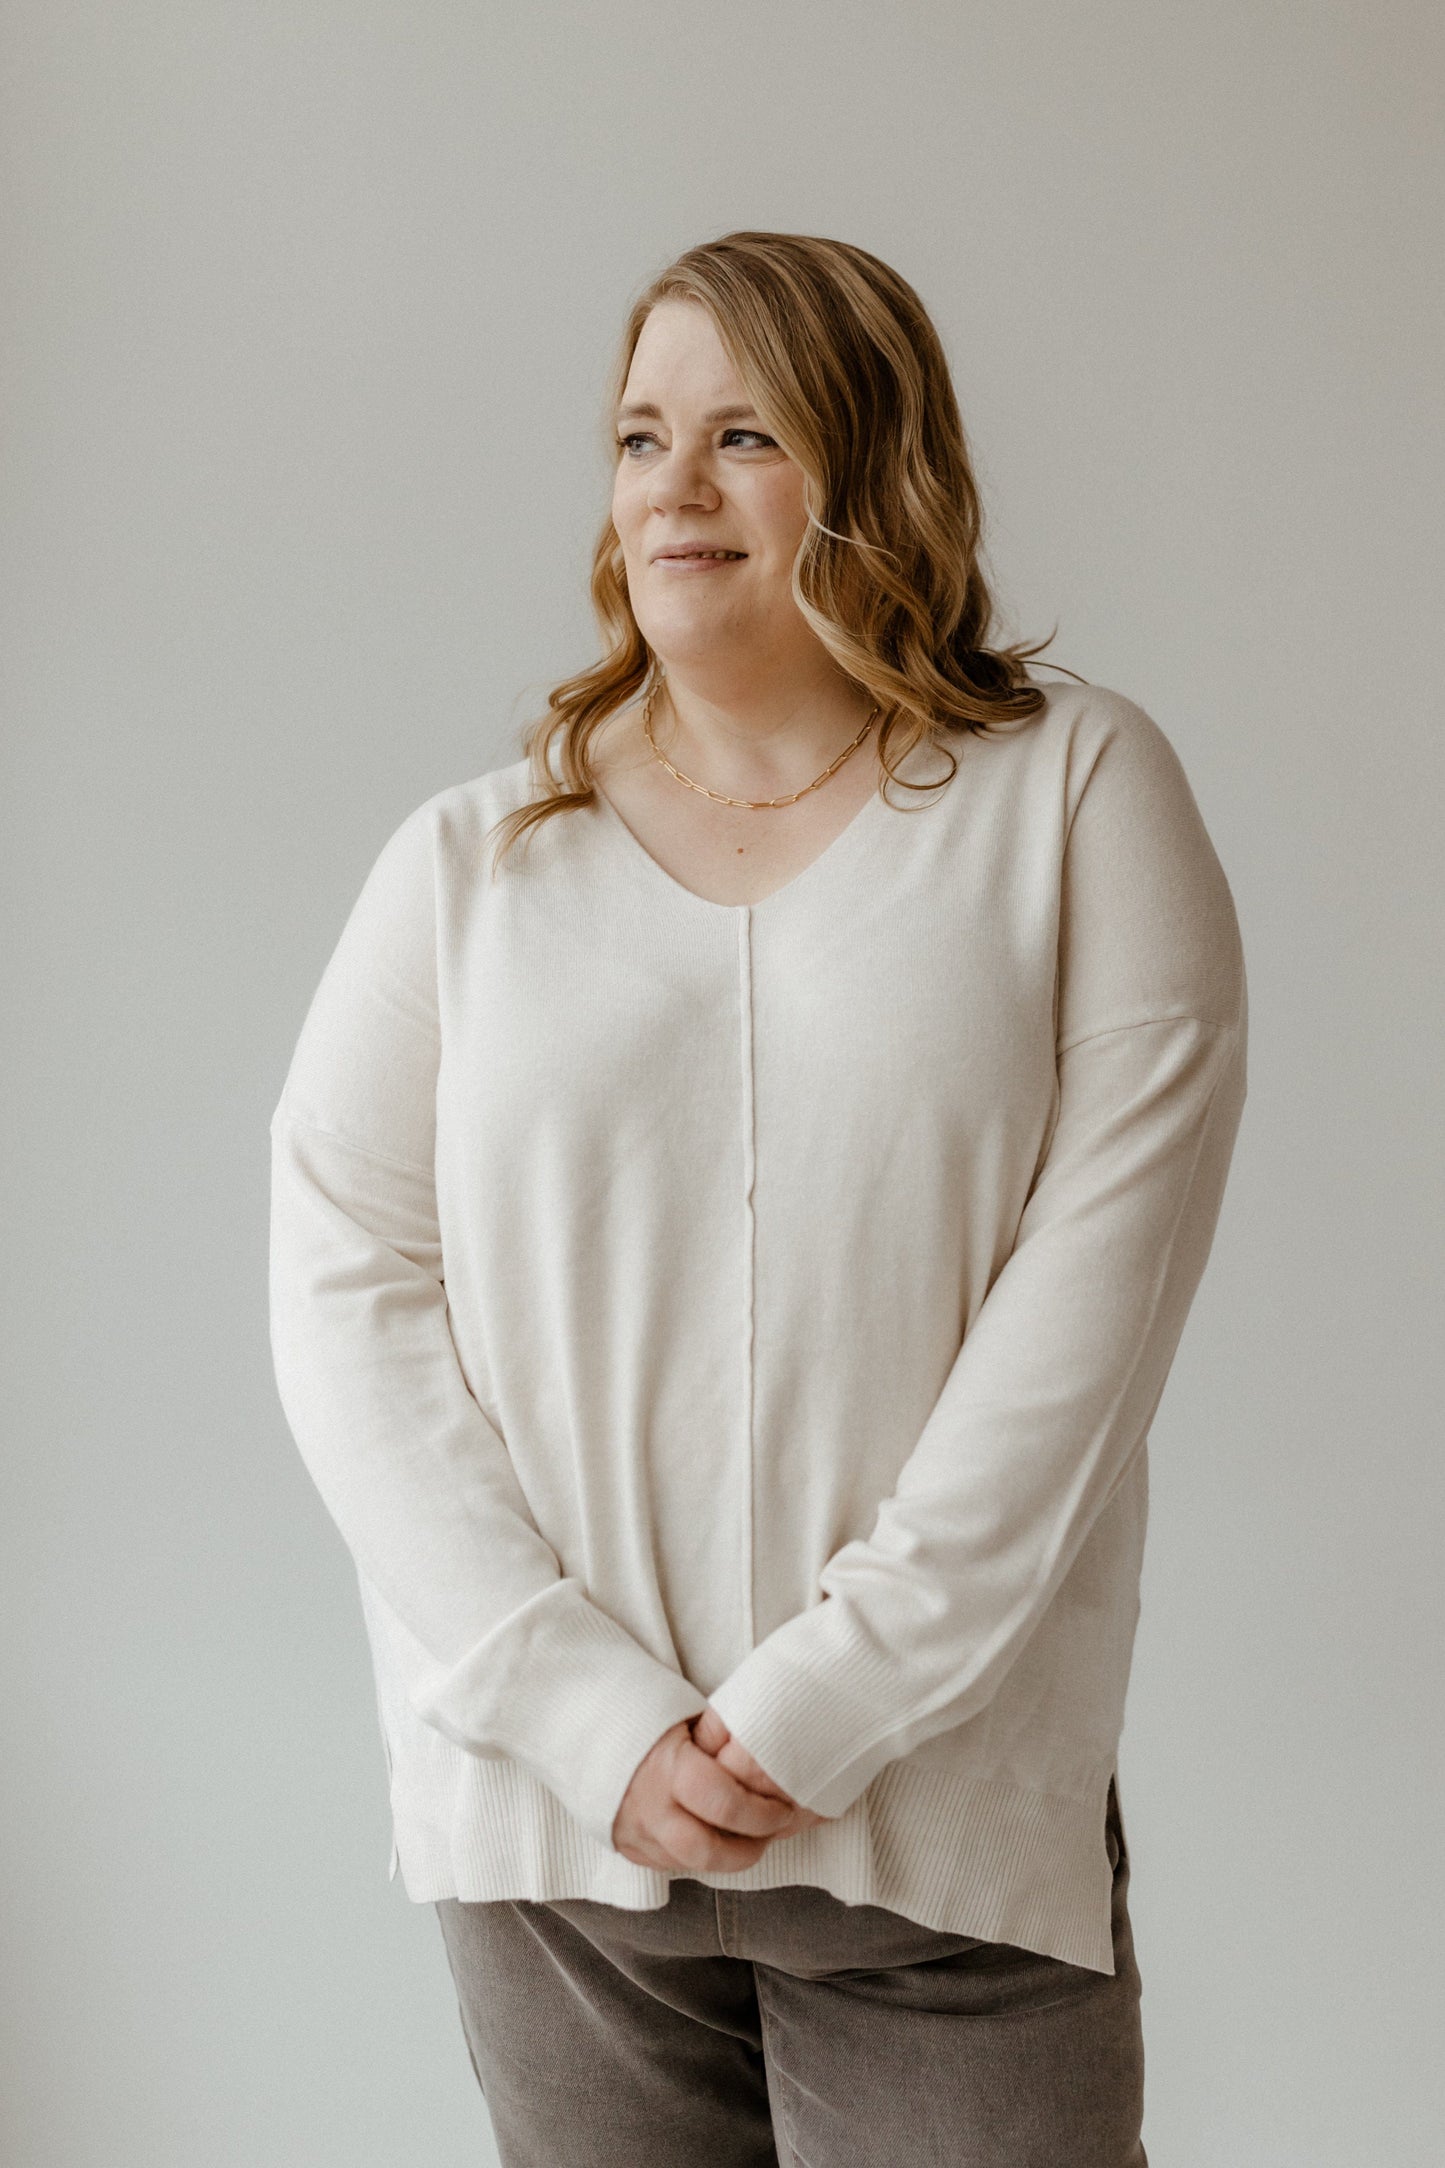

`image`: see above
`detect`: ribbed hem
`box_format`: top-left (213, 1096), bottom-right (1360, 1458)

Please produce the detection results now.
top-left (384, 1756), bottom-right (1120, 1975)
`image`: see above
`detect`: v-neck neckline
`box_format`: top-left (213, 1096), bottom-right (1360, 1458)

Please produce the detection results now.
top-left (592, 766), bottom-right (892, 916)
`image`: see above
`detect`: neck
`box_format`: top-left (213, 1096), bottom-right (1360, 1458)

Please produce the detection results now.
top-left (649, 665), bottom-right (879, 795)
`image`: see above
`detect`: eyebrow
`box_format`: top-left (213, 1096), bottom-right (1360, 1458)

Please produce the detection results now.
top-left (614, 402), bottom-right (762, 425)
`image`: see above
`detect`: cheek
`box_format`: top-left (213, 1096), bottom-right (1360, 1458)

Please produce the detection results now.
top-left (750, 472), bottom-right (810, 559)
top-left (611, 467), bottom-right (642, 535)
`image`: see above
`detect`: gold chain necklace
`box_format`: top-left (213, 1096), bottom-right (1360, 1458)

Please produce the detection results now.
top-left (641, 677), bottom-right (881, 810)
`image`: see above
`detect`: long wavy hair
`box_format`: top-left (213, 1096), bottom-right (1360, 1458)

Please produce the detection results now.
top-left (487, 230), bottom-right (1078, 872)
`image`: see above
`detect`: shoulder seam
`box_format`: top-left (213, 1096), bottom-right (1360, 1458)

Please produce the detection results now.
top-left (270, 1104), bottom-right (435, 1178)
top-left (1056, 1011), bottom-right (1239, 1056)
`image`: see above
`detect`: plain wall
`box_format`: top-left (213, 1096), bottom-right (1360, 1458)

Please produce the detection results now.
top-left (2, 3), bottom-right (1440, 2162)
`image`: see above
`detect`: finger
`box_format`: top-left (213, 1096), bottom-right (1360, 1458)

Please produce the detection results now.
top-left (691, 1708), bottom-right (790, 1802)
top-left (655, 1801), bottom-right (775, 1874)
top-left (617, 1798), bottom-right (773, 1875)
top-left (714, 1739), bottom-right (793, 1799)
top-left (689, 1707), bottom-right (730, 1754)
top-left (674, 1738), bottom-right (798, 1837)
top-left (712, 1737), bottom-right (803, 1807)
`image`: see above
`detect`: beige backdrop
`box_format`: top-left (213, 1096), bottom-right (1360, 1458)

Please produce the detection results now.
top-left (3, 3), bottom-right (1440, 2163)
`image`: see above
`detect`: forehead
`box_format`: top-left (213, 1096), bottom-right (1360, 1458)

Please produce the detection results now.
top-left (621, 301), bottom-right (746, 405)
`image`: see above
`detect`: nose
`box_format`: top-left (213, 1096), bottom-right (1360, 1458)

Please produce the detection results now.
top-left (646, 440), bottom-right (721, 517)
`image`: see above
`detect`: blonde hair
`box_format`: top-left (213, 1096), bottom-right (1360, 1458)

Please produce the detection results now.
top-left (488, 229), bottom-right (1076, 872)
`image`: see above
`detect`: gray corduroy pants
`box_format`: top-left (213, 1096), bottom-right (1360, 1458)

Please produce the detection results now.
top-left (434, 1775), bottom-right (1146, 2166)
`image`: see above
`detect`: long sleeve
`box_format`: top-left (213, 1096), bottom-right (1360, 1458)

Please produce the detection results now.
top-left (707, 697), bottom-right (1249, 1819)
top-left (267, 803), bottom-right (708, 1852)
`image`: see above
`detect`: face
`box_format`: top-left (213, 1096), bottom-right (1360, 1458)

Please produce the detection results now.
top-left (611, 300), bottom-right (815, 678)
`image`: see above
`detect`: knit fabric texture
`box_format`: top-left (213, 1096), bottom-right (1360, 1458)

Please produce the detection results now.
top-left (267, 677), bottom-right (1248, 1973)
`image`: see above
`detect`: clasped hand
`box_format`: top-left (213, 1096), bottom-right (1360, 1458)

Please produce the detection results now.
top-left (611, 1704), bottom-right (832, 1872)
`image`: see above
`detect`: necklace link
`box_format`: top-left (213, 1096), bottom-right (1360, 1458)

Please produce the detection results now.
top-left (642, 679), bottom-right (881, 810)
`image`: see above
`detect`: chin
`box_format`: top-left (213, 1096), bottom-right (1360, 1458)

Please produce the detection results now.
top-left (640, 616), bottom-right (747, 666)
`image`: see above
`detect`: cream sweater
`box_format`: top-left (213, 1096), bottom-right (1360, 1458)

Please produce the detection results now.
top-left (267, 677), bottom-right (1247, 1974)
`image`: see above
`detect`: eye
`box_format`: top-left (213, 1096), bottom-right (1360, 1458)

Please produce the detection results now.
top-left (614, 428), bottom-right (776, 457)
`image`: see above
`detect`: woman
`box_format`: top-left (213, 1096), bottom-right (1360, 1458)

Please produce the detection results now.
top-left (268, 230), bottom-right (1247, 2165)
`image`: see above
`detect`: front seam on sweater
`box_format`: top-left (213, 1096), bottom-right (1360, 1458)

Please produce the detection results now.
top-left (737, 906), bottom-right (758, 1652)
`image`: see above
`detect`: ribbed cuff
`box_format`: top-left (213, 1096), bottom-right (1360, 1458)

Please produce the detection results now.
top-left (705, 1598), bottom-right (910, 1820)
top-left (413, 1579), bottom-right (711, 1851)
